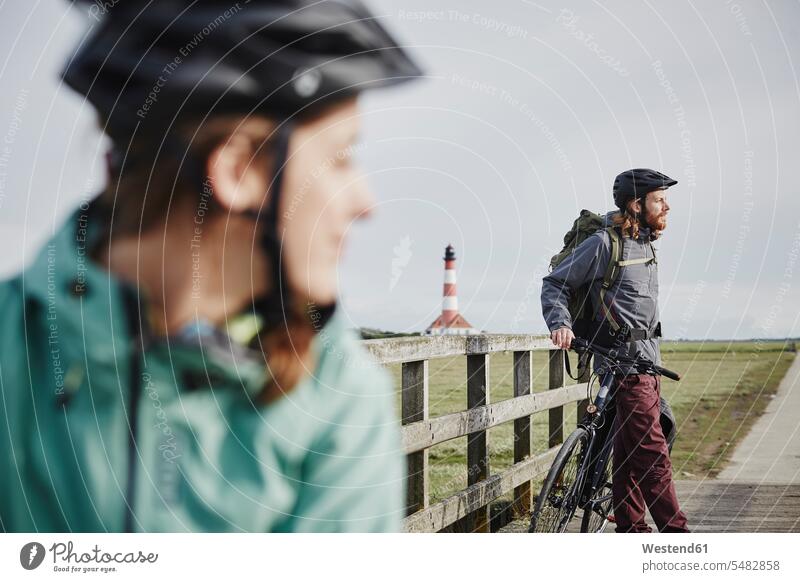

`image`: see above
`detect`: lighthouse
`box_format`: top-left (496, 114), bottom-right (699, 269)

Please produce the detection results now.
top-left (424, 244), bottom-right (479, 336)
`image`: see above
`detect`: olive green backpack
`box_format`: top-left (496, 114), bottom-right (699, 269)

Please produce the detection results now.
top-left (549, 209), bottom-right (625, 339)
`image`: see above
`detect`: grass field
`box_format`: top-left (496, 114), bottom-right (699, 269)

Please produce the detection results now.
top-left (388, 340), bottom-right (795, 506)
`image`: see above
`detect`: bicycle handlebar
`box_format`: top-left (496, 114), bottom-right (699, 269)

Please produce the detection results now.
top-left (570, 337), bottom-right (681, 381)
top-left (655, 366), bottom-right (681, 382)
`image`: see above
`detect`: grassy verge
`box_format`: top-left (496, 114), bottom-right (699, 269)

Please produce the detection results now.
top-left (388, 341), bottom-right (795, 508)
top-left (660, 342), bottom-right (794, 478)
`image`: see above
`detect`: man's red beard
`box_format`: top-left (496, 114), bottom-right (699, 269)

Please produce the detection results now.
top-left (645, 208), bottom-right (668, 235)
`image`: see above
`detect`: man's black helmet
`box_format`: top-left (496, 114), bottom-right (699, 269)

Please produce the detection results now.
top-left (613, 168), bottom-right (677, 210)
top-left (62, 0), bottom-right (423, 139)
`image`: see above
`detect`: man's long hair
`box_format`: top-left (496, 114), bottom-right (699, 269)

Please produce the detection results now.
top-left (611, 208), bottom-right (641, 239)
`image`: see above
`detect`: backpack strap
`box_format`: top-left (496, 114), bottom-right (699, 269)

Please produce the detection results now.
top-left (597, 229), bottom-right (659, 336)
top-left (619, 240), bottom-right (657, 267)
top-left (563, 348), bottom-right (592, 382)
top-left (598, 226), bottom-right (623, 333)
top-left (618, 257), bottom-right (653, 267)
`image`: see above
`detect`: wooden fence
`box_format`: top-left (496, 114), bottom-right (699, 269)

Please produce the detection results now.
top-left (362, 334), bottom-right (591, 533)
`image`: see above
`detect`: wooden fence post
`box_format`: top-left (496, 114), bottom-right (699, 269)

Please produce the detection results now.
top-left (548, 349), bottom-right (565, 448)
top-left (513, 350), bottom-right (532, 517)
top-left (466, 352), bottom-right (490, 532)
top-left (402, 360), bottom-right (429, 515)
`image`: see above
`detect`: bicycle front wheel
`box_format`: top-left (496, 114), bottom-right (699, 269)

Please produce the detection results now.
top-left (528, 427), bottom-right (590, 533)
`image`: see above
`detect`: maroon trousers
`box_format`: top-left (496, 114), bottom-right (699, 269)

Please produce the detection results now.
top-left (611, 373), bottom-right (689, 533)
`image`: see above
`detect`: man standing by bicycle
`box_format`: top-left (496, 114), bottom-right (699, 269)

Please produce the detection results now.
top-left (540, 169), bottom-right (690, 533)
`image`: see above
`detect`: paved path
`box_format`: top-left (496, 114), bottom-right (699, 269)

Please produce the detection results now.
top-left (500, 481), bottom-right (800, 532)
top-left (717, 352), bottom-right (800, 484)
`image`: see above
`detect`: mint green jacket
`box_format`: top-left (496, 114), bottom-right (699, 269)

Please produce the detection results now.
top-left (0, 209), bottom-right (404, 532)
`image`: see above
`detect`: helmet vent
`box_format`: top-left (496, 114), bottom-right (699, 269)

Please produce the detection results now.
top-left (293, 68), bottom-right (322, 98)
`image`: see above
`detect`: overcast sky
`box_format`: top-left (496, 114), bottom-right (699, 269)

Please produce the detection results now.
top-left (1, 0), bottom-right (799, 339)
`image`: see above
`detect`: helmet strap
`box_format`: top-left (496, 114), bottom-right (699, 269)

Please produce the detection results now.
top-left (124, 121), bottom-right (338, 338)
top-left (633, 196), bottom-right (648, 231)
top-left (245, 121), bottom-right (337, 335)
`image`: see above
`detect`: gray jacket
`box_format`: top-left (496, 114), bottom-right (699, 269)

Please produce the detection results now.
top-left (541, 211), bottom-right (661, 373)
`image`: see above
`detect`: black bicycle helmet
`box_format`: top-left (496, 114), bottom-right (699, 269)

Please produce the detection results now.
top-left (63, 0), bottom-right (423, 139)
top-left (613, 168), bottom-right (677, 210)
top-left (62, 0), bottom-right (423, 333)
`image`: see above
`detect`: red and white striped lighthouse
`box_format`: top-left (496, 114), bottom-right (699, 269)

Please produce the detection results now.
top-left (425, 244), bottom-right (478, 336)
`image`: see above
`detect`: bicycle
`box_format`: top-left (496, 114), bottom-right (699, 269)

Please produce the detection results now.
top-left (528, 337), bottom-right (681, 533)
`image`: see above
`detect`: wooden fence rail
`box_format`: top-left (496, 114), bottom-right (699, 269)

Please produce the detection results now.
top-left (362, 334), bottom-right (591, 533)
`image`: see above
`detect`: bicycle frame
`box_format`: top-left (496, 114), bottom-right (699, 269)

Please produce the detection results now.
top-left (575, 372), bottom-right (618, 517)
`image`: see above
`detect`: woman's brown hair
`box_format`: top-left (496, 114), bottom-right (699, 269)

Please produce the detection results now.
top-left (95, 114), bottom-right (316, 404)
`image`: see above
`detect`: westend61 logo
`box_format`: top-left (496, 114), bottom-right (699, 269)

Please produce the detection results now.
top-left (20, 541), bottom-right (158, 574)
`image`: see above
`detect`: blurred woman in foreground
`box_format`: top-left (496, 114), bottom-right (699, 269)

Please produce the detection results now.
top-left (0, 0), bottom-right (422, 532)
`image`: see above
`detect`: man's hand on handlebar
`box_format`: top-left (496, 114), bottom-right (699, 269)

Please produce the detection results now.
top-left (565, 333), bottom-right (683, 382)
top-left (550, 327), bottom-right (575, 350)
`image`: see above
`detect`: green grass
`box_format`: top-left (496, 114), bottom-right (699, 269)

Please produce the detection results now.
top-left (389, 341), bottom-right (795, 506)
top-left (661, 339), bottom-right (794, 353)
top-left (659, 344), bottom-right (793, 478)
